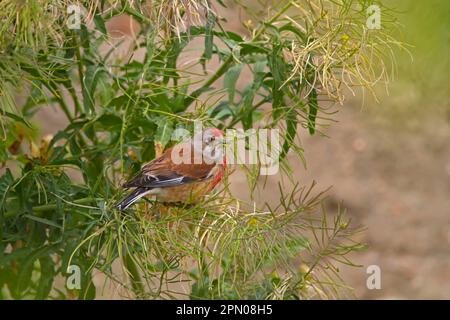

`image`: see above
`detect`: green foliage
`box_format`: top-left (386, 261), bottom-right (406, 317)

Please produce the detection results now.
top-left (0, 0), bottom-right (397, 299)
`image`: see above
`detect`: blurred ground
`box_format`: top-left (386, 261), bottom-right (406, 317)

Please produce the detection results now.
top-left (333, 105), bottom-right (450, 299)
top-left (229, 102), bottom-right (450, 299)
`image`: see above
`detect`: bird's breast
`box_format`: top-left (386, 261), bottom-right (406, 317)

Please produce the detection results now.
top-left (152, 180), bottom-right (214, 203)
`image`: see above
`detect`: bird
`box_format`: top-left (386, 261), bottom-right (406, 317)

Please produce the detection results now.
top-left (116, 127), bottom-right (226, 211)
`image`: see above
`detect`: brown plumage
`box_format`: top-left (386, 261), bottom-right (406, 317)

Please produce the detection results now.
top-left (116, 128), bottom-right (226, 210)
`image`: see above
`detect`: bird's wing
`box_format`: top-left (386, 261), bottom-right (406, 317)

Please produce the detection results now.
top-left (122, 146), bottom-right (217, 189)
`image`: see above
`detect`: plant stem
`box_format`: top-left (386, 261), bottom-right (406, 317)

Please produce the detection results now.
top-left (184, 54), bottom-right (234, 108)
top-left (227, 98), bottom-right (269, 128)
top-left (67, 85), bottom-right (83, 116)
top-left (253, 1), bottom-right (293, 40)
top-left (55, 88), bottom-right (74, 121)
top-left (123, 253), bottom-right (145, 298)
top-left (73, 32), bottom-right (85, 115)
top-left (4, 197), bottom-right (100, 218)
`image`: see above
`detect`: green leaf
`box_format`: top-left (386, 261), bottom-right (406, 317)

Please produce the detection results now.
top-left (80, 25), bottom-right (90, 50)
top-left (241, 88), bottom-right (256, 130)
top-left (82, 65), bottom-right (103, 114)
top-left (216, 0), bottom-right (227, 7)
top-left (172, 81), bottom-right (190, 113)
top-left (94, 15), bottom-right (107, 35)
top-left (268, 45), bottom-right (287, 121)
top-left (23, 214), bottom-right (63, 229)
top-left (80, 274), bottom-right (96, 300)
top-left (107, 95), bottom-right (129, 109)
top-left (280, 109), bottom-right (298, 160)
top-left (0, 109), bottom-right (32, 128)
top-left (204, 13), bottom-right (216, 60)
top-left (96, 113), bottom-right (123, 130)
top-left (224, 64), bottom-right (243, 104)
top-left (307, 88), bottom-right (318, 135)
top-left (241, 61), bottom-right (267, 129)
top-left (0, 140), bottom-right (8, 164)
top-left (155, 118), bottom-right (174, 148)
top-left (0, 168), bottom-right (14, 209)
top-left (279, 23), bottom-right (307, 42)
top-left (16, 246), bottom-right (55, 296)
top-left (36, 256), bottom-right (55, 299)
top-left (208, 101), bottom-right (235, 120)
top-left (239, 43), bottom-right (269, 55)
top-left (163, 40), bottom-right (186, 85)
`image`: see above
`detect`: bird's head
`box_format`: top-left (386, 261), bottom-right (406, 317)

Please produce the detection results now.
top-left (203, 127), bottom-right (224, 144)
top-left (192, 127), bottom-right (225, 164)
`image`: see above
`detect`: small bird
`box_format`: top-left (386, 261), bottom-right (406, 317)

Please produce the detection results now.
top-left (116, 127), bottom-right (226, 211)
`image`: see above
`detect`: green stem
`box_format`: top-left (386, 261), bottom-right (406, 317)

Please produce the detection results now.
top-left (227, 98), bottom-right (269, 128)
top-left (4, 197), bottom-right (100, 218)
top-left (123, 6), bottom-right (150, 24)
top-left (123, 253), bottom-right (145, 298)
top-left (183, 54), bottom-right (234, 108)
top-left (55, 88), bottom-right (73, 121)
top-left (67, 85), bottom-right (83, 116)
top-left (253, 1), bottom-right (293, 40)
top-left (73, 32), bottom-right (85, 114)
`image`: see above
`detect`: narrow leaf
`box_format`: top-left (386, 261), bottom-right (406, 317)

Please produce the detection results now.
top-left (308, 88), bottom-right (318, 135)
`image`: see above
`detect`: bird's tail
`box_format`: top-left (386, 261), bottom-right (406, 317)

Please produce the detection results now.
top-left (115, 187), bottom-right (151, 211)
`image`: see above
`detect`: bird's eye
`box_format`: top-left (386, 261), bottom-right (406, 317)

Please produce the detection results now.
top-left (209, 136), bottom-right (215, 142)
